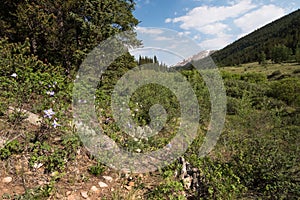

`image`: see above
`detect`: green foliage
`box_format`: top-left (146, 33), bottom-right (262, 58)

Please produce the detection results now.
top-left (0, 140), bottom-right (23, 160)
top-left (240, 72), bottom-right (267, 83)
top-left (194, 157), bottom-right (246, 199)
top-left (147, 179), bottom-right (185, 200)
top-left (0, 0), bottom-right (139, 71)
top-left (271, 44), bottom-right (292, 63)
top-left (224, 92), bottom-right (300, 199)
top-left (268, 78), bottom-right (300, 106)
top-left (0, 38), bottom-right (74, 150)
top-left (88, 162), bottom-right (106, 176)
top-left (221, 71), bottom-right (241, 80)
top-left (258, 51), bottom-right (267, 65)
top-left (28, 136), bottom-right (81, 173)
top-left (226, 97), bottom-right (240, 115)
top-left (296, 47), bottom-right (300, 63)
top-left (138, 55), bottom-right (159, 65)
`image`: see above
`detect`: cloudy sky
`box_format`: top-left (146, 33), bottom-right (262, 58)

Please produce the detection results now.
top-left (133, 0), bottom-right (299, 51)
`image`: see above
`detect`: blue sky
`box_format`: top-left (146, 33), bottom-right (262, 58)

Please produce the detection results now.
top-left (133, 0), bottom-right (299, 50)
top-left (131, 0), bottom-right (299, 65)
top-left (134, 0), bottom-right (300, 64)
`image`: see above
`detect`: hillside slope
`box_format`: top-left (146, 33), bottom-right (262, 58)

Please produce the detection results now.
top-left (211, 9), bottom-right (300, 66)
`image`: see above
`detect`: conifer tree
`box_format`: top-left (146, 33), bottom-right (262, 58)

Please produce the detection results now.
top-left (296, 46), bottom-right (300, 63)
top-left (271, 44), bottom-right (291, 63)
top-left (0, 0), bottom-right (139, 71)
top-left (258, 51), bottom-right (266, 65)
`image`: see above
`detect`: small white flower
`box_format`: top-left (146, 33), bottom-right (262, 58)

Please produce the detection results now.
top-left (44, 108), bottom-right (55, 119)
top-left (11, 73), bottom-right (17, 78)
top-left (52, 119), bottom-right (61, 128)
top-left (135, 149), bottom-right (141, 153)
top-left (166, 143), bottom-right (172, 149)
top-left (135, 108), bottom-right (139, 112)
top-left (33, 163), bottom-right (43, 169)
top-left (46, 91), bottom-right (55, 96)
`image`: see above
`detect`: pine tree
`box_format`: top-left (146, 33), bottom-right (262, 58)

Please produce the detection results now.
top-left (154, 55), bottom-right (158, 63)
top-left (271, 44), bottom-right (291, 63)
top-left (296, 47), bottom-right (300, 63)
top-left (258, 51), bottom-right (266, 65)
top-left (0, 0), bottom-right (139, 71)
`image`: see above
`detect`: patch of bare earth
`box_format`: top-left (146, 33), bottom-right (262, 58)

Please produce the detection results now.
top-left (0, 114), bottom-right (163, 199)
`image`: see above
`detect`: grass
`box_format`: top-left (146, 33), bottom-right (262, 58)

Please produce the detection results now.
top-left (221, 61), bottom-right (300, 76)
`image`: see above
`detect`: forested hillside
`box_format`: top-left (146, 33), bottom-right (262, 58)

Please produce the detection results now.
top-left (211, 9), bottom-right (300, 66)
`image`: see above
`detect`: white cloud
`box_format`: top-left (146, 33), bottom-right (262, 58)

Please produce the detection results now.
top-left (178, 31), bottom-right (191, 37)
top-left (171, 0), bottom-right (257, 30)
top-left (234, 5), bottom-right (286, 37)
top-left (201, 23), bottom-right (229, 35)
top-left (200, 34), bottom-right (234, 50)
top-left (193, 35), bottom-right (201, 40)
top-left (154, 36), bottom-right (173, 41)
top-left (136, 27), bottom-right (164, 35)
top-left (164, 0), bottom-right (288, 50)
top-left (165, 18), bottom-right (172, 23)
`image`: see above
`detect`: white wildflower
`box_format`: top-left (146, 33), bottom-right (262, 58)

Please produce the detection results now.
top-left (11, 73), bottom-right (17, 78)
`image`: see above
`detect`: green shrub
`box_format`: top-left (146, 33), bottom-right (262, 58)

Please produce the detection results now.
top-left (226, 97), bottom-right (240, 115)
top-left (194, 157), bottom-right (246, 200)
top-left (221, 71), bottom-right (241, 80)
top-left (0, 140), bottom-right (22, 160)
top-left (147, 179), bottom-right (185, 200)
top-left (88, 163), bottom-right (105, 176)
top-left (240, 72), bottom-right (267, 83)
top-left (268, 78), bottom-right (300, 106)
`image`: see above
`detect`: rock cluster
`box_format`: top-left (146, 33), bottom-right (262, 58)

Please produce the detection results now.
top-left (178, 157), bottom-right (200, 191)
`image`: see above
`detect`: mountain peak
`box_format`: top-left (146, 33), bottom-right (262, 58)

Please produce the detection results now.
top-left (173, 50), bottom-right (215, 67)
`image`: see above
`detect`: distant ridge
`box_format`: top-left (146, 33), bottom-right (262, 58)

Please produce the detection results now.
top-left (211, 9), bottom-right (300, 66)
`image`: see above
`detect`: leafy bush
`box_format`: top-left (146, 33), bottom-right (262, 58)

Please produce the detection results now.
top-left (147, 179), bottom-right (185, 200)
top-left (267, 78), bottom-right (300, 106)
top-left (224, 95), bottom-right (300, 199)
top-left (88, 162), bottom-right (106, 176)
top-left (192, 157), bottom-right (246, 200)
top-left (226, 97), bottom-right (240, 115)
top-left (240, 72), bottom-right (267, 83)
top-left (0, 140), bottom-right (23, 160)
